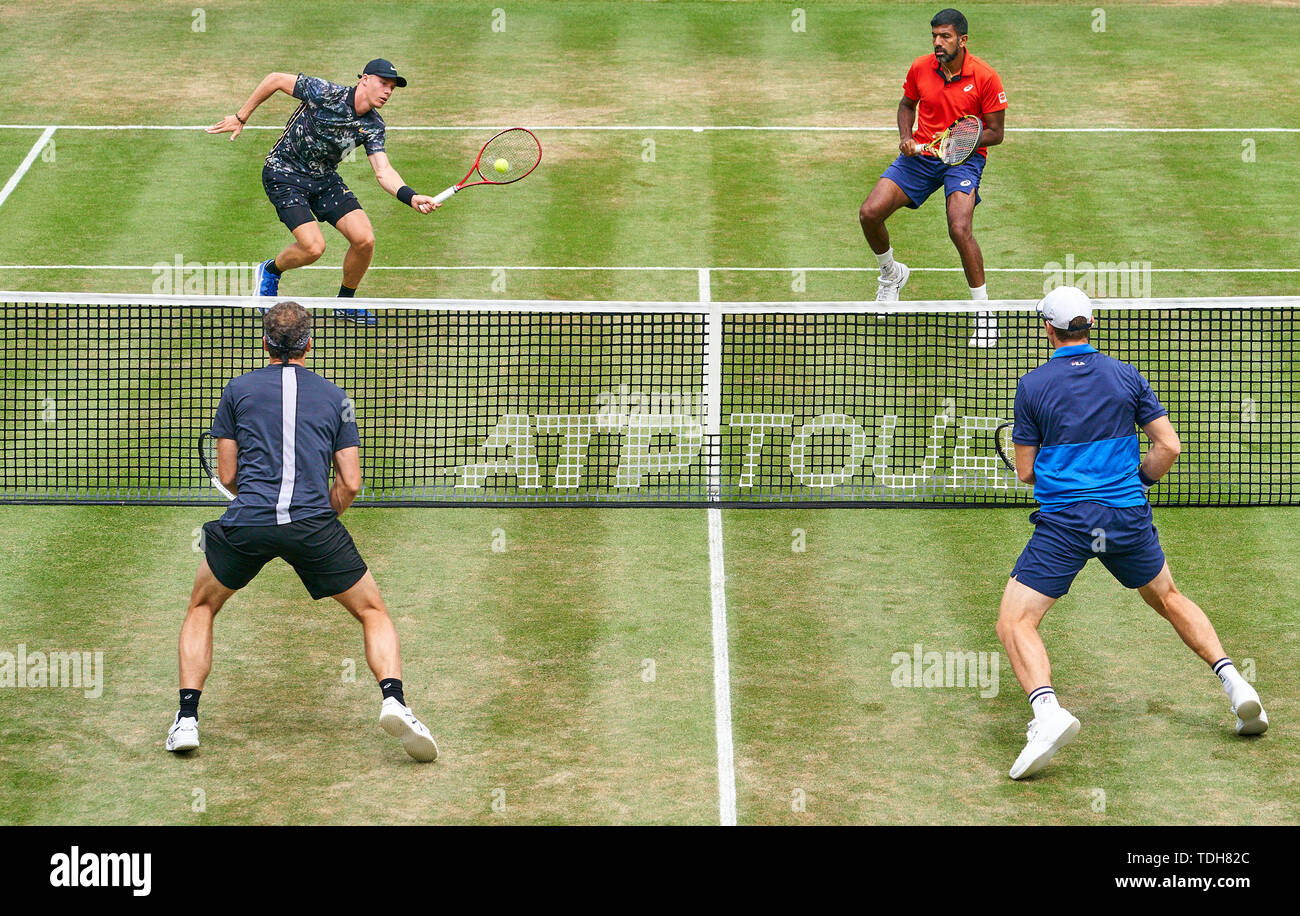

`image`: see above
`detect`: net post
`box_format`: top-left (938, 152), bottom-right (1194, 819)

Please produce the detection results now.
top-left (700, 268), bottom-right (721, 501)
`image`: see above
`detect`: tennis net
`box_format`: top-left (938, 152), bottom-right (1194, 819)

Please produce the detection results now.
top-left (1, 292), bottom-right (1295, 507)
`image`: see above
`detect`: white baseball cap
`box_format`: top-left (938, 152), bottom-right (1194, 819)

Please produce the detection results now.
top-left (1037, 285), bottom-right (1094, 331)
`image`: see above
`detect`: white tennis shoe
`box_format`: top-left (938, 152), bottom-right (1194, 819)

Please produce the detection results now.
top-left (379, 697), bottom-right (439, 762)
top-left (1228, 681), bottom-right (1269, 736)
top-left (875, 261), bottom-right (910, 305)
top-left (165, 713), bottom-right (200, 753)
top-left (1009, 708), bottom-right (1080, 779)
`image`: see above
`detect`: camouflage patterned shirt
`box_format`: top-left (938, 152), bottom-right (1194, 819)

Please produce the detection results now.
top-left (264, 74), bottom-right (386, 179)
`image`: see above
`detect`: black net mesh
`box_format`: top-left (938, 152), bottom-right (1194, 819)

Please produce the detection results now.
top-left (0, 295), bottom-right (1294, 507)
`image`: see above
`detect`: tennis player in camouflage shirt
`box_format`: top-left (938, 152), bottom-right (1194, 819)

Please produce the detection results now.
top-left (208, 59), bottom-right (436, 324)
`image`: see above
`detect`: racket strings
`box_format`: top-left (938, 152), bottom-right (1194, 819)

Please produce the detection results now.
top-left (477, 129), bottom-right (541, 182)
top-left (940, 117), bottom-right (982, 164)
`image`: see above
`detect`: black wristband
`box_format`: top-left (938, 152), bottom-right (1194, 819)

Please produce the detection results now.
top-left (397, 185), bottom-right (416, 207)
top-left (235, 112), bottom-right (247, 124)
top-left (1138, 468), bottom-right (1157, 489)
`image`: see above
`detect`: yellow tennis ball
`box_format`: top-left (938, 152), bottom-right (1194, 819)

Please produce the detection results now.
top-left (493, 158), bottom-right (509, 173)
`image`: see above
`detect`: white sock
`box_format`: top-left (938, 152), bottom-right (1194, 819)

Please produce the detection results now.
top-left (875, 247), bottom-right (896, 273)
top-left (1213, 658), bottom-right (1245, 697)
top-left (1029, 686), bottom-right (1060, 717)
top-left (969, 283), bottom-right (988, 300)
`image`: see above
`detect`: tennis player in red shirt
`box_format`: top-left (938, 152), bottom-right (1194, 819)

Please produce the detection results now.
top-left (859, 9), bottom-right (1008, 346)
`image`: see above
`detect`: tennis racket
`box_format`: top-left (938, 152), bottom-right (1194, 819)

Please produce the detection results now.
top-left (918, 115), bottom-right (983, 166)
top-left (993, 421), bottom-right (1016, 472)
top-left (431, 128), bottom-right (542, 205)
top-left (198, 432), bottom-right (235, 501)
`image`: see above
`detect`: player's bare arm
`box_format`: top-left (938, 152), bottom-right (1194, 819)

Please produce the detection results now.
top-left (980, 108), bottom-right (1005, 148)
top-left (897, 96), bottom-right (920, 156)
top-left (215, 437), bottom-right (239, 495)
top-left (206, 72), bottom-right (296, 140)
top-left (331, 446), bottom-right (362, 515)
top-left (1014, 442), bottom-right (1037, 486)
top-left (368, 151), bottom-right (438, 214)
top-left (1140, 415), bottom-right (1182, 483)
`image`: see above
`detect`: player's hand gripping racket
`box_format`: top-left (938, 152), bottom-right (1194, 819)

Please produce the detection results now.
top-left (993, 421), bottom-right (1016, 473)
top-left (198, 432), bottom-right (235, 501)
top-left (919, 114), bottom-right (983, 166)
top-left (431, 128), bottom-right (542, 205)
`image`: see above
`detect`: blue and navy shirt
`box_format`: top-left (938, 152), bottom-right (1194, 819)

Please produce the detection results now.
top-left (1013, 344), bottom-right (1167, 512)
top-left (210, 364), bottom-right (360, 526)
top-left (264, 74), bottom-right (387, 179)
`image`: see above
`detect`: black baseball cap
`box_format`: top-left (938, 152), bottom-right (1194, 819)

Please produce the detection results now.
top-left (359, 58), bottom-right (407, 87)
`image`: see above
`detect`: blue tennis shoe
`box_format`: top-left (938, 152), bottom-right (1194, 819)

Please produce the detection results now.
top-left (254, 258), bottom-right (280, 298)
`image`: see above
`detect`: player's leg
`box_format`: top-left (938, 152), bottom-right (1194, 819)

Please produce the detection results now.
top-left (275, 220), bottom-right (328, 272)
top-left (317, 181), bottom-right (377, 324)
top-left (178, 558), bottom-right (237, 689)
top-left (861, 156), bottom-right (939, 304)
top-left (1135, 563), bottom-right (1225, 665)
top-left (945, 188), bottom-right (997, 348)
top-left (168, 557), bottom-right (237, 752)
top-left (1136, 563), bottom-right (1267, 735)
top-left (998, 578), bottom-right (1083, 779)
top-left (333, 208), bottom-right (376, 294)
top-left (944, 189), bottom-right (984, 290)
top-left (293, 515), bottom-right (437, 762)
top-left (331, 569), bottom-right (400, 682)
top-left (333, 572), bottom-right (439, 761)
top-left (858, 176), bottom-right (912, 255)
top-left (859, 178), bottom-right (913, 303)
top-left (258, 167), bottom-right (327, 297)
top-left (942, 156), bottom-right (995, 347)
top-left (999, 515), bottom-right (1090, 779)
top-left (995, 577), bottom-right (1057, 694)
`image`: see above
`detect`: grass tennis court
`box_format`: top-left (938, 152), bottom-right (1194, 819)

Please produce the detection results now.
top-left (1, 0), bottom-right (1298, 825)
top-left (2, 505), bottom-right (1296, 824)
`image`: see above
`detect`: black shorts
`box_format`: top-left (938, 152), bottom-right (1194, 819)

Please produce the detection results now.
top-left (201, 514), bottom-right (368, 600)
top-left (262, 165), bottom-right (363, 231)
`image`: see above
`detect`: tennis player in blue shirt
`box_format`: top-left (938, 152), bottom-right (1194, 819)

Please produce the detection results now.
top-left (997, 286), bottom-right (1268, 780)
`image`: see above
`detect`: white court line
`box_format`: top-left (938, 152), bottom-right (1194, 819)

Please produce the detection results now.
top-left (708, 507), bottom-right (737, 827)
top-left (1, 264), bottom-right (1297, 273)
top-left (0, 127), bottom-right (55, 210)
top-left (700, 266), bottom-right (738, 828)
top-left (0, 123), bottom-right (1296, 133)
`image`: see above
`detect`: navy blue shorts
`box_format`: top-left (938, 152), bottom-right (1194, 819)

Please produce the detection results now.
top-left (262, 165), bottom-right (362, 231)
top-left (202, 514), bottom-right (368, 600)
top-left (1010, 502), bottom-right (1166, 599)
top-left (881, 152), bottom-right (985, 209)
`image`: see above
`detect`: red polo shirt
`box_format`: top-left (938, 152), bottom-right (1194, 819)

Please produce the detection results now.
top-left (902, 50), bottom-right (1007, 158)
